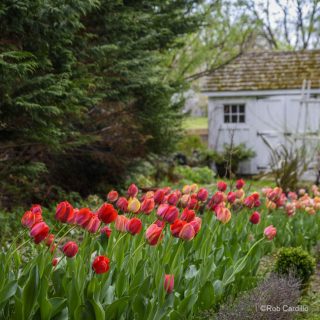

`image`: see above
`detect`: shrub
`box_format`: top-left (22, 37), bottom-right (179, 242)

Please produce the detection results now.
top-left (275, 247), bottom-right (315, 286)
top-left (174, 165), bottom-right (215, 184)
top-left (216, 273), bottom-right (301, 320)
top-left (212, 144), bottom-right (255, 178)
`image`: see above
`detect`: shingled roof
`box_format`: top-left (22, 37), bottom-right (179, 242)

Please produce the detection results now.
top-left (203, 50), bottom-right (320, 92)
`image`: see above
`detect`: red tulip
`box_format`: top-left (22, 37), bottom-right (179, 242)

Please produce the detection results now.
top-left (101, 225), bottom-right (112, 238)
top-left (128, 183), bottom-right (139, 198)
top-left (217, 181), bottom-right (227, 192)
top-left (264, 225), bottom-right (277, 240)
top-left (243, 195), bottom-right (255, 208)
top-left (21, 210), bottom-right (43, 228)
top-left (227, 192), bottom-right (236, 204)
top-left (98, 203), bottom-right (118, 224)
top-left (115, 215), bottom-right (129, 232)
top-left (236, 179), bottom-right (245, 189)
top-left (30, 204), bottom-right (42, 215)
top-left (180, 208), bottom-right (195, 222)
top-left (140, 198), bottom-right (155, 215)
top-left (145, 224), bottom-right (163, 246)
top-left (107, 190), bottom-right (119, 202)
top-left (116, 197), bottom-right (128, 212)
top-left (197, 188), bottom-right (209, 202)
top-left (30, 222), bottom-right (50, 244)
top-left (211, 192), bottom-right (225, 205)
top-left (55, 201), bottom-right (74, 224)
top-left (126, 218), bottom-right (142, 235)
top-left (75, 208), bottom-right (92, 228)
top-left (159, 205), bottom-right (179, 224)
top-left (86, 214), bottom-right (101, 233)
top-left (62, 241), bottom-right (78, 258)
top-left (52, 258), bottom-right (59, 267)
top-left (187, 196), bottom-right (198, 209)
top-left (167, 193), bottom-right (179, 206)
top-left (249, 211), bottom-right (260, 224)
top-left (92, 255), bottom-right (110, 274)
top-left (154, 189), bottom-right (165, 204)
top-left (190, 217), bottom-right (202, 234)
top-left (170, 219), bottom-right (186, 237)
top-left (45, 234), bottom-right (55, 247)
top-left (164, 274), bottom-right (174, 294)
top-left (179, 223), bottom-right (195, 241)
top-left (154, 219), bottom-right (166, 229)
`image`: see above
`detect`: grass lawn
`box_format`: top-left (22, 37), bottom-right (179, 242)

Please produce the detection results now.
top-left (183, 116), bottom-right (208, 130)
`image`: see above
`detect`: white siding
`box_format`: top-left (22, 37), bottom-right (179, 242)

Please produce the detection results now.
top-left (208, 92), bottom-right (320, 178)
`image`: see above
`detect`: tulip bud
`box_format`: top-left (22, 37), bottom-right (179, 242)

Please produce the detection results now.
top-left (145, 224), bottom-right (163, 246)
top-left (116, 197), bottom-right (128, 212)
top-left (154, 189), bottom-right (165, 204)
top-left (167, 193), bottom-right (179, 206)
top-left (21, 210), bottom-right (43, 228)
top-left (55, 201), bottom-right (74, 224)
top-left (126, 217), bottom-right (142, 235)
top-left (52, 258), bottom-right (59, 267)
top-left (264, 225), bottom-right (277, 240)
top-left (190, 217), bottom-right (202, 234)
top-left (30, 222), bottom-right (50, 244)
top-left (45, 234), bottom-right (55, 247)
top-left (100, 225), bottom-right (112, 238)
top-left (249, 211), bottom-right (260, 224)
top-left (154, 219), bottom-right (166, 229)
top-left (128, 184), bottom-right (139, 198)
top-left (62, 241), bottom-right (78, 258)
top-left (127, 198), bottom-right (141, 213)
top-left (216, 207), bottom-right (231, 224)
top-left (180, 208), bottom-right (195, 222)
top-left (140, 198), bottom-right (155, 215)
top-left (115, 215), bottom-right (129, 232)
top-left (92, 255), bottom-right (110, 274)
top-left (217, 181), bottom-right (227, 192)
top-left (86, 214), bottom-right (101, 233)
top-left (98, 203), bottom-right (118, 224)
top-left (164, 274), bottom-right (174, 294)
top-left (190, 183), bottom-right (199, 193)
top-left (179, 223), bottom-right (195, 241)
top-left (76, 208), bottom-right (93, 228)
top-left (107, 190), bottom-right (119, 202)
top-left (180, 194), bottom-right (191, 208)
top-left (182, 185), bottom-right (191, 194)
top-left (197, 188), bottom-right (209, 202)
top-left (227, 192), bottom-right (236, 204)
top-left (170, 219), bottom-right (186, 238)
top-left (235, 179), bottom-right (245, 189)
top-left (30, 204), bottom-right (42, 215)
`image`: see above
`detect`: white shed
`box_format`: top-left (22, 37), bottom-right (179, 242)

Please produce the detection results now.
top-left (202, 50), bottom-right (320, 178)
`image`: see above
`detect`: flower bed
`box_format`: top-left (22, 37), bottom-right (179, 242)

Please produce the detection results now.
top-left (1, 181), bottom-right (320, 319)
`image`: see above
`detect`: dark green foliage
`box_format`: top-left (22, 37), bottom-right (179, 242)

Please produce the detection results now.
top-left (212, 144), bottom-right (255, 178)
top-left (275, 247), bottom-right (316, 286)
top-left (0, 0), bottom-right (203, 207)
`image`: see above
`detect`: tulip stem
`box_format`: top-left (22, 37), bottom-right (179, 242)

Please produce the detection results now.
top-left (128, 241), bottom-right (145, 264)
top-left (224, 237), bottom-right (264, 285)
top-left (10, 238), bottom-right (32, 257)
top-left (8, 229), bottom-right (27, 251)
top-left (112, 232), bottom-right (127, 251)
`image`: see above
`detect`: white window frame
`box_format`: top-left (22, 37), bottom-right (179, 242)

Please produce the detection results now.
top-left (223, 103), bottom-right (246, 124)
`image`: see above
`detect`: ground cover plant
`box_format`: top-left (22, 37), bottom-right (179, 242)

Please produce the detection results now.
top-left (1, 180), bottom-right (320, 319)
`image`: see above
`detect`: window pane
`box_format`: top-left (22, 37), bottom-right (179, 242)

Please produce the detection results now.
top-left (224, 115), bottom-right (230, 123)
top-left (239, 105), bottom-right (245, 113)
top-left (224, 105), bottom-right (230, 113)
top-left (239, 115), bottom-right (245, 123)
top-left (232, 115), bottom-right (237, 123)
top-left (232, 105), bottom-right (237, 113)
